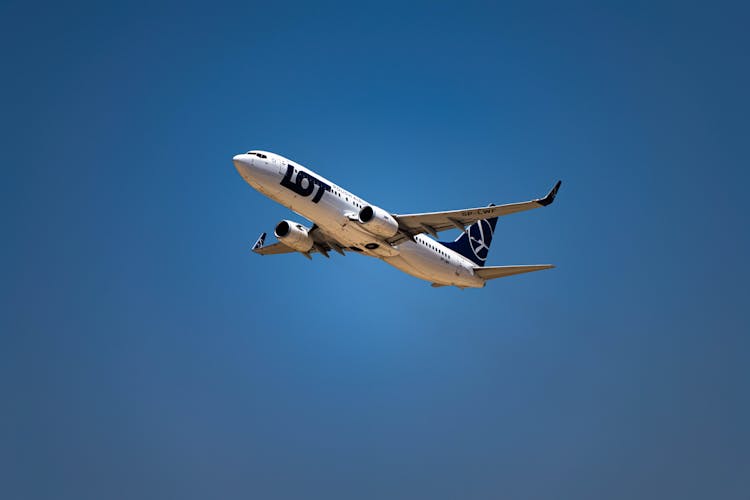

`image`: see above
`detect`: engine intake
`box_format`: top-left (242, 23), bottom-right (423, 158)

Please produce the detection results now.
top-left (358, 205), bottom-right (399, 238)
top-left (274, 220), bottom-right (314, 253)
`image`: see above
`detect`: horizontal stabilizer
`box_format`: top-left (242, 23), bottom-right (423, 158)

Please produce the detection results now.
top-left (475, 264), bottom-right (554, 280)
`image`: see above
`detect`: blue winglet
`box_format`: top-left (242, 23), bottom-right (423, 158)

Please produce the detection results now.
top-left (252, 232), bottom-right (266, 251)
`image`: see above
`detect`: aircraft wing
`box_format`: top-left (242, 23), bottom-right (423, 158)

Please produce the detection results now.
top-left (390, 181), bottom-right (561, 242)
top-left (251, 227), bottom-right (350, 259)
top-left (253, 240), bottom-right (296, 255)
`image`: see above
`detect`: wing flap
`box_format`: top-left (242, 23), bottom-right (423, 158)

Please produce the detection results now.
top-left (475, 264), bottom-right (554, 280)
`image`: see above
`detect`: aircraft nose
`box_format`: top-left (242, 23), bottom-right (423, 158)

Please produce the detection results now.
top-left (233, 154), bottom-right (252, 171)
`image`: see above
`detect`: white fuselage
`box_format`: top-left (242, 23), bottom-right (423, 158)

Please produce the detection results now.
top-left (234, 151), bottom-right (486, 288)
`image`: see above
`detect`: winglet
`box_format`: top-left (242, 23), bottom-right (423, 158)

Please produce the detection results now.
top-left (252, 232), bottom-right (266, 252)
top-left (537, 180), bottom-right (562, 207)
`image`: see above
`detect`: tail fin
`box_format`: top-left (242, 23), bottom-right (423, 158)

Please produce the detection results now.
top-left (439, 208), bottom-right (498, 267)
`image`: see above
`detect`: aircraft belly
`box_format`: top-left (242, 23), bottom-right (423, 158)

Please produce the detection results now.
top-left (384, 255), bottom-right (435, 282)
top-left (391, 242), bottom-right (484, 287)
top-left (341, 224), bottom-right (399, 257)
top-left (279, 195), bottom-right (397, 257)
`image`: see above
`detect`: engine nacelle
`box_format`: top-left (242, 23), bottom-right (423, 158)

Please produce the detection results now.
top-left (358, 205), bottom-right (399, 238)
top-left (274, 220), bottom-right (314, 253)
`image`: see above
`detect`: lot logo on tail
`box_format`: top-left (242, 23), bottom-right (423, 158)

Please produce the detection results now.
top-left (468, 219), bottom-right (494, 262)
top-left (439, 211), bottom-right (498, 267)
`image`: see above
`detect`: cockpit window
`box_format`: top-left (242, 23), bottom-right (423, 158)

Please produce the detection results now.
top-left (246, 152), bottom-right (268, 159)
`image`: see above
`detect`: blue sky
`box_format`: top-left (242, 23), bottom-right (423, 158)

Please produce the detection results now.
top-left (3, 1), bottom-right (749, 499)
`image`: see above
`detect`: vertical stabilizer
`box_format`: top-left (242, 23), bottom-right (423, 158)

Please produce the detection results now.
top-left (439, 208), bottom-right (498, 267)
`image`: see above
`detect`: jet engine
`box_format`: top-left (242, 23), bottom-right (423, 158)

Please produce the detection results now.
top-left (274, 220), bottom-right (314, 253)
top-left (358, 205), bottom-right (399, 238)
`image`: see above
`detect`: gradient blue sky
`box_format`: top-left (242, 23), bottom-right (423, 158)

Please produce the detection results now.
top-left (3, 2), bottom-right (749, 499)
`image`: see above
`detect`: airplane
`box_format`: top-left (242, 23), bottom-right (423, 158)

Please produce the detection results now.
top-left (233, 150), bottom-right (561, 289)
